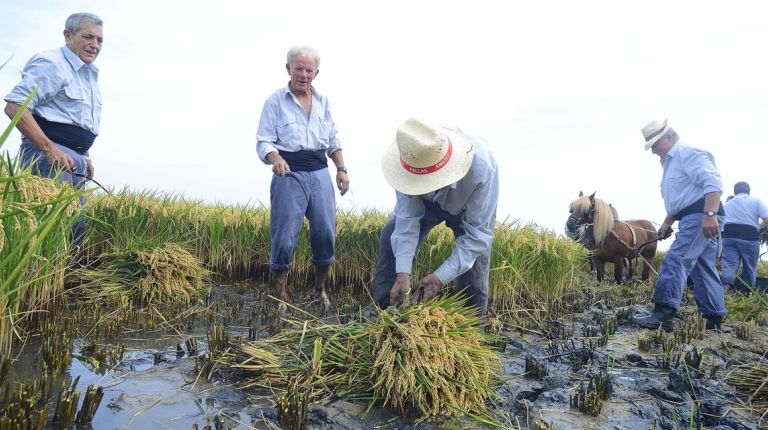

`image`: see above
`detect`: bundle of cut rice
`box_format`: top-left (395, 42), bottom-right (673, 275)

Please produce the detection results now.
top-left (72, 243), bottom-right (209, 305)
top-left (226, 295), bottom-right (501, 422)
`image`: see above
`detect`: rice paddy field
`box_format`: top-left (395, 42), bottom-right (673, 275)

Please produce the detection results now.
top-left (3, 120), bottom-right (768, 428)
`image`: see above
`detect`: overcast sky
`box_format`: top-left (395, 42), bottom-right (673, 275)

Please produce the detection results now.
top-left (2, 1), bottom-right (767, 252)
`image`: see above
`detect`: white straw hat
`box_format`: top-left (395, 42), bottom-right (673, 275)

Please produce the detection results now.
top-left (642, 119), bottom-right (670, 150)
top-left (382, 118), bottom-right (474, 195)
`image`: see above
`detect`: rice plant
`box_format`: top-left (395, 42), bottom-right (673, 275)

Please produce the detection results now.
top-left (85, 191), bottom-right (588, 327)
top-left (725, 362), bottom-right (768, 417)
top-left (71, 242), bottom-right (209, 306)
top-left (84, 190), bottom-right (270, 278)
top-left (224, 294), bottom-right (502, 424)
top-left (0, 87), bottom-right (86, 354)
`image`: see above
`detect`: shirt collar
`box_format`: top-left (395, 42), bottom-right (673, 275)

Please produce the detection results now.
top-left (660, 141), bottom-right (680, 163)
top-left (61, 45), bottom-right (99, 72)
top-left (283, 83), bottom-right (321, 100)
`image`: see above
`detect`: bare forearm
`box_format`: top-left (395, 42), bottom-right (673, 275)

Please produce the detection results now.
top-left (329, 149), bottom-right (350, 195)
top-left (4, 102), bottom-right (55, 154)
top-left (5, 102), bottom-right (75, 171)
top-left (329, 149), bottom-right (345, 168)
top-left (703, 191), bottom-right (722, 213)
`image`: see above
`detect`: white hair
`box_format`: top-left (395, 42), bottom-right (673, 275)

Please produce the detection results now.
top-left (663, 128), bottom-right (679, 142)
top-left (286, 46), bottom-right (320, 69)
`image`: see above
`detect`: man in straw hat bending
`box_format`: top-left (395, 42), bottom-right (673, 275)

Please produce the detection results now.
top-left (633, 120), bottom-right (726, 332)
top-left (373, 118), bottom-right (499, 316)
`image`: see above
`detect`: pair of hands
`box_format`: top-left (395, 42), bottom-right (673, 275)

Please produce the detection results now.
top-left (389, 273), bottom-right (442, 306)
top-left (269, 153), bottom-right (349, 195)
top-left (46, 147), bottom-right (94, 178)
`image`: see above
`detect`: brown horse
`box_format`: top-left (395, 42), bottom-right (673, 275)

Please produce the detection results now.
top-left (568, 193), bottom-right (658, 283)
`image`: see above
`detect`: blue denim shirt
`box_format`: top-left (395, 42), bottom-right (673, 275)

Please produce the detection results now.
top-left (660, 142), bottom-right (722, 216)
top-left (391, 129), bottom-right (499, 285)
top-left (255, 85), bottom-right (341, 163)
top-left (5, 46), bottom-right (101, 135)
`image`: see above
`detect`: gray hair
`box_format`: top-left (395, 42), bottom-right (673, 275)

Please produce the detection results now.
top-left (65, 13), bottom-right (103, 33)
top-left (287, 46), bottom-right (320, 69)
top-left (663, 128), bottom-right (679, 142)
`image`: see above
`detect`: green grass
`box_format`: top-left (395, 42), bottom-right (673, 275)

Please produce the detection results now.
top-left (0, 86), bottom-right (86, 354)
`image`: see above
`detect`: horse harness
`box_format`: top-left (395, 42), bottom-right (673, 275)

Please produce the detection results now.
top-left (573, 202), bottom-right (653, 256)
top-left (608, 221), bottom-right (638, 255)
top-left (574, 202), bottom-right (661, 276)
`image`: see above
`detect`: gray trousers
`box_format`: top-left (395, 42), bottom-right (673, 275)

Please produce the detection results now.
top-left (19, 138), bottom-right (87, 247)
top-left (372, 200), bottom-right (492, 315)
top-left (269, 169), bottom-right (335, 270)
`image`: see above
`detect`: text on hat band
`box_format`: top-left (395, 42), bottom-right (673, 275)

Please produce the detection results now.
top-left (400, 139), bottom-right (453, 175)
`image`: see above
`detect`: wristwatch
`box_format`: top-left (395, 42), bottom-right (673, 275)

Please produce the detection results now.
top-left (337, 167), bottom-right (348, 174)
top-left (704, 210), bottom-right (716, 217)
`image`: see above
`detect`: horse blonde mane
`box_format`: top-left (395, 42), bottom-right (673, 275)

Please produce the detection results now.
top-left (569, 195), bottom-right (615, 246)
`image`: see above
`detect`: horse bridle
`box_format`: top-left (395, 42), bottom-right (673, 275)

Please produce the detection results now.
top-left (568, 203), bottom-right (596, 231)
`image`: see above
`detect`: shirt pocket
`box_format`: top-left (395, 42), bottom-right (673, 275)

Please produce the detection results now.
top-left (277, 113), bottom-right (304, 148)
top-left (62, 83), bottom-right (86, 119)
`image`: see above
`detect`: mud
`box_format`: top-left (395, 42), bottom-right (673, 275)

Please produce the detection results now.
top-left (5, 282), bottom-right (767, 429)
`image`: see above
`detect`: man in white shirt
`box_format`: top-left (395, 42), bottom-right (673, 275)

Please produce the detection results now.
top-left (721, 181), bottom-right (768, 292)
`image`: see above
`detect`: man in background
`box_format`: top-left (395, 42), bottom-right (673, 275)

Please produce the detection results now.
top-left (721, 181), bottom-right (768, 292)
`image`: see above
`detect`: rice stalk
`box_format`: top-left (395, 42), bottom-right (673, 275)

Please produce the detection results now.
top-left (84, 189), bottom-right (589, 327)
top-left (72, 243), bottom-right (209, 306)
top-left (224, 294), bottom-right (501, 423)
top-left (725, 362), bottom-right (768, 416)
top-left (0, 87), bottom-right (86, 354)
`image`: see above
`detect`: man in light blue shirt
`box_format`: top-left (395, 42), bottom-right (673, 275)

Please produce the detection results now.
top-left (634, 120), bottom-right (726, 331)
top-left (256, 46), bottom-right (350, 313)
top-left (373, 118), bottom-right (499, 316)
top-left (5, 12), bottom-right (102, 181)
top-left (721, 181), bottom-right (768, 292)
top-left (4, 12), bottom-right (104, 258)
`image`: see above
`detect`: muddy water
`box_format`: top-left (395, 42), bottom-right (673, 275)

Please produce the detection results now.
top-left (6, 284), bottom-right (768, 430)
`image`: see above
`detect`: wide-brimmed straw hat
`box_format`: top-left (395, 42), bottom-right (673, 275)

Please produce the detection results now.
top-left (382, 118), bottom-right (475, 195)
top-left (642, 119), bottom-right (670, 150)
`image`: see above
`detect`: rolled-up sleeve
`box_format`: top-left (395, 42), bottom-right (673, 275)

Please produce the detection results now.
top-left (391, 192), bottom-right (425, 274)
top-left (433, 170), bottom-right (498, 285)
top-left (255, 95), bottom-right (279, 163)
top-left (4, 56), bottom-right (62, 111)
